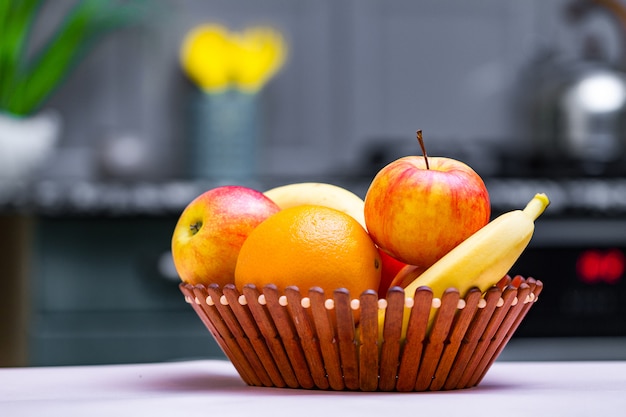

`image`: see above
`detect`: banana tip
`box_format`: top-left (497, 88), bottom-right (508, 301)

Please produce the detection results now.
top-left (534, 193), bottom-right (550, 207)
top-left (523, 193), bottom-right (550, 220)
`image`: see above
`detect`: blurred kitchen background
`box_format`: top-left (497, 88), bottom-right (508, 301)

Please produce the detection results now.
top-left (1, 0), bottom-right (626, 367)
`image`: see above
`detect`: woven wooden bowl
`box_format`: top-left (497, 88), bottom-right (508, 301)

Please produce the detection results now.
top-left (180, 275), bottom-right (542, 391)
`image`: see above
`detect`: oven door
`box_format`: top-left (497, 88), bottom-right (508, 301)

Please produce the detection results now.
top-left (510, 217), bottom-right (626, 338)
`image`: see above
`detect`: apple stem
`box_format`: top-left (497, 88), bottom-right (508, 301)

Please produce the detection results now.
top-left (416, 130), bottom-right (429, 170)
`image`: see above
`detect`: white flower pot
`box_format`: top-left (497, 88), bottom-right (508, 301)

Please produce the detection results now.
top-left (0, 110), bottom-right (61, 184)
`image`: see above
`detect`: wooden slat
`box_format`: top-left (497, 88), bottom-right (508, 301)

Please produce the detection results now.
top-left (263, 285), bottom-right (315, 389)
top-left (222, 285), bottom-right (286, 388)
top-left (495, 275), bottom-right (512, 291)
top-left (179, 284), bottom-right (220, 342)
top-left (309, 287), bottom-right (345, 390)
top-left (443, 286), bottom-right (502, 390)
top-left (415, 288), bottom-right (460, 391)
top-left (207, 284), bottom-right (274, 387)
top-left (181, 285), bottom-right (228, 349)
top-left (284, 286), bottom-right (329, 390)
top-left (180, 284), bottom-right (233, 361)
top-left (190, 285), bottom-right (261, 387)
top-left (472, 279), bottom-right (543, 386)
top-left (334, 289), bottom-right (359, 390)
top-left (184, 285), bottom-right (255, 386)
top-left (395, 287), bottom-right (433, 391)
top-left (483, 279), bottom-right (543, 373)
top-left (430, 287), bottom-right (482, 391)
top-left (242, 285), bottom-right (300, 388)
top-left (457, 285), bottom-right (519, 388)
top-left (467, 283), bottom-right (532, 387)
top-left (358, 290), bottom-right (380, 391)
top-left (378, 287), bottom-right (406, 391)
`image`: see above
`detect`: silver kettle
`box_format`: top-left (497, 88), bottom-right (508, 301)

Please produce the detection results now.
top-left (531, 0), bottom-right (626, 175)
top-left (558, 60), bottom-right (626, 163)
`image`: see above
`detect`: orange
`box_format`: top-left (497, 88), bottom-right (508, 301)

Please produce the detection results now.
top-left (234, 205), bottom-right (382, 297)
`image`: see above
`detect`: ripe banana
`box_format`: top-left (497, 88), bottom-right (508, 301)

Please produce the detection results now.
top-left (264, 182), bottom-right (367, 229)
top-left (380, 192), bottom-right (550, 339)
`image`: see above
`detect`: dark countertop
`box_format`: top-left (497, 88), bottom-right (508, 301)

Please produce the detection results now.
top-left (2, 177), bottom-right (626, 218)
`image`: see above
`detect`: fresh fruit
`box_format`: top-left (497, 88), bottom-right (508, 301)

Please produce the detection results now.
top-left (377, 248), bottom-right (408, 297)
top-left (381, 193), bottom-right (550, 337)
top-left (171, 185), bottom-right (280, 286)
top-left (387, 263), bottom-right (427, 290)
top-left (234, 205), bottom-right (381, 296)
top-left (264, 182), bottom-right (367, 229)
top-left (402, 193), bottom-right (549, 297)
top-left (364, 131), bottom-right (490, 268)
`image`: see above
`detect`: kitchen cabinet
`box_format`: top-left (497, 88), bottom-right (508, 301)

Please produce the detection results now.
top-left (0, 181), bottom-right (228, 366)
top-left (0, 216), bottom-right (31, 367)
top-left (26, 214), bottom-right (224, 366)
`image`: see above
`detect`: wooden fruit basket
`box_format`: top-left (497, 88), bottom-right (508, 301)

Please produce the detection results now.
top-left (180, 276), bottom-right (542, 391)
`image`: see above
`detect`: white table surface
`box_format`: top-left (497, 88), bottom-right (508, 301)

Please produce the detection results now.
top-left (1, 359), bottom-right (625, 417)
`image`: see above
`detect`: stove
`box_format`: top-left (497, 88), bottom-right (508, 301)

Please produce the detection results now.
top-left (483, 176), bottom-right (626, 339)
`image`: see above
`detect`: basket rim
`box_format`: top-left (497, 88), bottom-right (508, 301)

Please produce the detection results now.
top-left (181, 275), bottom-right (543, 307)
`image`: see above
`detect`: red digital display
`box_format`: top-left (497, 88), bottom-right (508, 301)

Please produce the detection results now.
top-left (576, 249), bottom-right (625, 285)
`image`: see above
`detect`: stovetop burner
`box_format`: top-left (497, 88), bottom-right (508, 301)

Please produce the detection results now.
top-left (498, 152), bottom-right (626, 179)
top-left (485, 176), bottom-right (626, 217)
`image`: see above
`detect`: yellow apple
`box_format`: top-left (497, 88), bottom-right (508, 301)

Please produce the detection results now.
top-left (171, 185), bottom-right (280, 286)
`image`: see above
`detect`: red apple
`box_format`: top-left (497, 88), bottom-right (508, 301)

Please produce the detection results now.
top-left (388, 264), bottom-right (427, 290)
top-left (377, 248), bottom-right (407, 298)
top-left (171, 185), bottom-right (280, 286)
top-left (364, 131), bottom-right (490, 268)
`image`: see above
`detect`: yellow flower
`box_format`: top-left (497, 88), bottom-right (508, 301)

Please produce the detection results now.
top-left (180, 24), bottom-right (287, 93)
top-left (180, 24), bottom-right (232, 92)
top-left (231, 27), bottom-right (287, 93)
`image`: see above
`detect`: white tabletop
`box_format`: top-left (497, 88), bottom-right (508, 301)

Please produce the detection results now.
top-left (1, 359), bottom-right (625, 417)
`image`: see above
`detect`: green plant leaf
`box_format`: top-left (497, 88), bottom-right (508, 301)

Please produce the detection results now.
top-left (1, 0), bottom-right (146, 115)
top-left (0, 0), bottom-right (42, 112)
